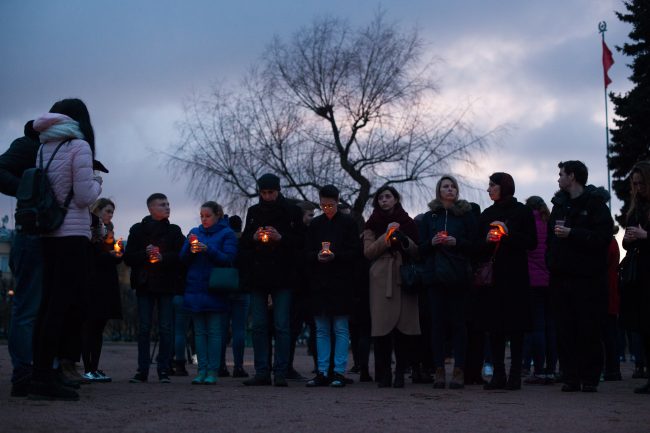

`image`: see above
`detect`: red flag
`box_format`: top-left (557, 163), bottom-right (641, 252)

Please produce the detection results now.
top-left (602, 39), bottom-right (614, 88)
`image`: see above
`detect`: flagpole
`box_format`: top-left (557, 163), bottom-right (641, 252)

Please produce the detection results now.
top-left (599, 21), bottom-right (612, 210)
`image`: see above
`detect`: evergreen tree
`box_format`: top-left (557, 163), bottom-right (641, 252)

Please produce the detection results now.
top-left (608, 0), bottom-right (650, 224)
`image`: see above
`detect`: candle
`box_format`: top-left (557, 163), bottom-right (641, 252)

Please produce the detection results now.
top-left (386, 227), bottom-right (397, 242)
top-left (113, 237), bottom-right (123, 253)
top-left (260, 231), bottom-right (269, 243)
top-left (321, 241), bottom-right (332, 255)
top-left (149, 246), bottom-right (160, 263)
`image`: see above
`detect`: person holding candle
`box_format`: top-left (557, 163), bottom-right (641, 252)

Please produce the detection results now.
top-left (180, 201), bottom-right (237, 385)
top-left (364, 186), bottom-right (420, 388)
top-left (124, 193), bottom-right (186, 384)
top-left (476, 172), bottom-right (537, 391)
top-left (418, 175), bottom-right (477, 389)
top-left (305, 185), bottom-right (362, 387)
top-left (240, 173), bottom-right (305, 387)
top-left (81, 198), bottom-right (123, 383)
top-left (546, 161), bottom-right (613, 393)
top-left (29, 99), bottom-right (103, 400)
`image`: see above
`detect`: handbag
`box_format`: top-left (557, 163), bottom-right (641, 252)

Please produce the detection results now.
top-left (473, 243), bottom-right (499, 288)
top-left (619, 248), bottom-right (639, 287)
top-left (399, 251), bottom-right (433, 294)
top-left (208, 266), bottom-right (240, 294)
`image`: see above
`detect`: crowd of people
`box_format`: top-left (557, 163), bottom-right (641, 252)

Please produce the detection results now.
top-left (2, 99), bottom-right (649, 402)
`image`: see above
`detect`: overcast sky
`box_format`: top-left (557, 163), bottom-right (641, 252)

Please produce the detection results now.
top-left (0, 0), bottom-right (632, 238)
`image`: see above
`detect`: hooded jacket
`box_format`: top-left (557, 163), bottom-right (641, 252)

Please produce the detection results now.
top-left (546, 185), bottom-right (613, 278)
top-left (180, 217), bottom-right (238, 313)
top-left (0, 122), bottom-right (40, 197)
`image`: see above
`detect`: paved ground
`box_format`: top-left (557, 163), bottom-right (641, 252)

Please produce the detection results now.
top-left (1, 342), bottom-right (649, 433)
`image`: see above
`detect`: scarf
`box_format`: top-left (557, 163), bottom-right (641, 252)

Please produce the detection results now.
top-left (365, 202), bottom-right (419, 243)
top-left (39, 119), bottom-right (84, 143)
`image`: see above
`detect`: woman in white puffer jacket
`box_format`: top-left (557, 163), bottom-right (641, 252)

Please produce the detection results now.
top-left (29, 99), bottom-right (102, 401)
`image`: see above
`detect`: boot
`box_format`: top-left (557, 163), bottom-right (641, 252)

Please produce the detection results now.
top-left (173, 360), bottom-right (189, 377)
top-left (505, 367), bottom-right (521, 390)
top-left (359, 366), bottom-right (373, 382)
top-left (484, 365), bottom-right (507, 390)
top-left (393, 371), bottom-right (405, 388)
top-left (433, 367), bottom-right (446, 389)
top-left (449, 367), bottom-right (465, 389)
top-left (60, 360), bottom-right (86, 385)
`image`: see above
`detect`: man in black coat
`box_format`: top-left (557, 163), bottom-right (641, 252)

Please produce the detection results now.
top-left (547, 160), bottom-right (613, 392)
top-left (0, 121), bottom-right (42, 397)
top-left (304, 185), bottom-right (362, 388)
top-left (240, 174), bottom-right (305, 387)
top-left (124, 193), bottom-right (185, 383)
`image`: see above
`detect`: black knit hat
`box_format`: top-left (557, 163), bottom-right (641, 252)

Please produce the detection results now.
top-left (257, 173), bottom-right (281, 191)
top-left (489, 172), bottom-right (515, 199)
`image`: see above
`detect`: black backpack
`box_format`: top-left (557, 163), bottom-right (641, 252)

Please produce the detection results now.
top-left (14, 139), bottom-right (74, 234)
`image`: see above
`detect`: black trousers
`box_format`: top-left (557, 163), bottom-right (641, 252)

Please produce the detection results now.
top-left (489, 332), bottom-right (523, 378)
top-left (553, 277), bottom-right (607, 386)
top-left (374, 329), bottom-right (414, 380)
top-left (32, 236), bottom-right (90, 381)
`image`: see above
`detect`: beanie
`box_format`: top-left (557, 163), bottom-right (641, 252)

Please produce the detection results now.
top-left (257, 173), bottom-right (281, 191)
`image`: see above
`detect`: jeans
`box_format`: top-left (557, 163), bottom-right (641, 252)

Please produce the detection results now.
top-left (221, 294), bottom-right (250, 369)
top-left (429, 287), bottom-right (467, 369)
top-left (523, 286), bottom-right (557, 374)
top-left (8, 232), bottom-right (43, 384)
top-left (194, 312), bottom-right (226, 373)
top-left (173, 295), bottom-right (192, 362)
top-left (314, 315), bottom-right (349, 376)
top-left (250, 289), bottom-right (291, 377)
top-left (136, 293), bottom-right (173, 376)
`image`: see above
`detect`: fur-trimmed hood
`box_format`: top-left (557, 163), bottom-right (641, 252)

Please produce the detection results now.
top-left (551, 185), bottom-right (610, 207)
top-left (427, 199), bottom-right (473, 216)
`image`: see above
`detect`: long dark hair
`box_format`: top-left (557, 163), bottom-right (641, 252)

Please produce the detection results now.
top-left (525, 196), bottom-right (550, 222)
top-left (372, 185), bottom-right (401, 209)
top-left (49, 98), bottom-right (95, 156)
top-left (627, 161), bottom-right (650, 224)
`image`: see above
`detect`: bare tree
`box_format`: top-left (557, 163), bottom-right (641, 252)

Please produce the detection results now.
top-left (168, 12), bottom-right (498, 215)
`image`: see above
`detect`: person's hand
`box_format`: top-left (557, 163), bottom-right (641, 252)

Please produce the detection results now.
top-left (491, 221), bottom-right (508, 234)
top-left (318, 250), bottom-right (335, 262)
top-left (554, 225), bottom-right (571, 238)
top-left (431, 232), bottom-right (446, 246)
top-left (146, 244), bottom-right (155, 254)
top-left (266, 226), bottom-right (282, 241)
top-left (444, 235), bottom-right (457, 246)
top-left (191, 242), bottom-right (207, 254)
top-left (624, 225), bottom-right (648, 241)
top-left (109, 249), bottom-right (123, 258)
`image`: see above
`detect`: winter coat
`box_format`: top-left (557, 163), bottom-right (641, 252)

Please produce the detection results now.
top-left (306, 212), bottom-right (362, 316)
top-left (620, 200), bottom-right (650, 333)
top-left (418, 199), bottom-right (477, 290)
top-left (87, 218), bottom-right (123, 320)
top-left (546, 185), bottom-right (613, 279)
top-left (180, 217), bottom-right (238, 313)
top-left (33, 113), bottom-right (101, 238)
top-left (239, 194), bottom-right (305, 292)
top-left (124, 216), bottom-right (186, 295)
top-left (527, 210), bottom-right (550, 288)
top-left (364, 227), bottom-right (420, 337)
top-left (474, 197), bottom-right (537, 333)
top-left (0, 124), bottom-right (40, 197)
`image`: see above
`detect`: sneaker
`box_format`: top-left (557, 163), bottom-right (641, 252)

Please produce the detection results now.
top-left (285, 368), bottom-right (306, 381)
top-left (482, 364), bottom-right (494, 377)
top-left (96, 370), bottom-right (112, 383)
top-left (82, 372), bottom-right (99, 382)
top-left (274, 375), bottom-right (288, 387)
top-left (204, 371), bottom-right (218, 385)
top-left (217, 366), bottom-right (230, 377)
top-left (192, 372), bottom-right (206, 385)
top-left (329, 373), bottom-right (346, 388)
top-left (306, 372), bottom-right (329, 387)
top-left (242, 374), bottom-right (272, 386)
top-left (158, 372), bottom-right (171, 383)
top-left (129, 372), bottom-right (148, 383)
top-left (232, 367), bottom-right (249, 378)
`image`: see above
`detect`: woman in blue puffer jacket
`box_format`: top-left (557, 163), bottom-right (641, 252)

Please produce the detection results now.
top-left (180, 201), bottom-right (238, 385)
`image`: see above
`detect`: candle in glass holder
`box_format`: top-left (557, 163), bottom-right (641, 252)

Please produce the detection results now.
top-left (260, 230), bottom-right (270, 243)
top-left (438, 230), bottom-right (448, 238)
top-left (114, 237), bottom-right (123, 253)
top-left (149, 246), bottom-right (160, 263)
top-left (386, 227), bottom-right (397, 242)
top-left (321, 241), bottom-right (332, 255)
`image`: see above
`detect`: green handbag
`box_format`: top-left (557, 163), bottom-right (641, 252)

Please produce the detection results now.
top-left (208, 267), bottom-right (240, 294)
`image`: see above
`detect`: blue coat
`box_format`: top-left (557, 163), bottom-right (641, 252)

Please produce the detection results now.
top-left (180, 217), bottom-right (238, 313)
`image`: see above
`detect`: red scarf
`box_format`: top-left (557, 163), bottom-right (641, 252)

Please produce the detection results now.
top-left (365, 203), bottom-right (419, 243)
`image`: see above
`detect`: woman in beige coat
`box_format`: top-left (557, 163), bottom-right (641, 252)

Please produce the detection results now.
top-left (364, 186), bottom-right (420, 388)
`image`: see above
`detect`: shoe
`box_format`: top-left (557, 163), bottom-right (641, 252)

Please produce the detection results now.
top-left (306, 372), bottom-right (329, 387)
top-left (505, 375), bottom-right (521, 390)
top-left (10, 379), bottom-right (30, 397)
top-left (158, 372), bottom-right (171, 383)
top-left (393, 372), bottom-right (405, 388)
top-left (28, 378), bottom-right (79, 401)
top-left (274, 375), bottom-right (288, 387)
top-left (377, 371), bottom-right (392, 388)
top-left (172, 361), bottom-right (189, 377)
top-left (61, 360), bottom-right (89, 385)
top-left (602, 372), bottom-right (622, 381)
top-left (561, 383), bottom-right (581, 392)
top-left (482, 363), bottom-right (494, 377)
top-left (524, 374), bottom-right (547, 385)
top-left (349, 365), bottom-right (360, 374)
top-left (581, 384), bottom-right (598, 393)
top-left (285, 368), bottom-right (306, 381)
top-left (449, 368), bottom-right (465, 389)
top-left (359, 367), bottom-right (373, 382)
top-left (483, 374), bottom-right (507, 390)
top-left (217, 366), bottom-right (230, 377)
top-left (82, 372), bottom-right (99, 382)
top-left (232, 367), bottom-right (249, 378)
top-left (204, 371), bottom-right (218, 385)
top-left (95, 370), bottom-right (112, 383)
top-left (192, 372), bottom-right (206, 385)
top-left (129, 371), bottom-right (148, 383)
top-left (633, 381), bottom-right (650, 394)
top-left (243, 374), bottom-right (272, 386)
top-left (330, 373), bottom-right (346, 388)
top-left (55, 370), bottom-right (81, 389)
top-left (433, 367), bottom-right (446, 389)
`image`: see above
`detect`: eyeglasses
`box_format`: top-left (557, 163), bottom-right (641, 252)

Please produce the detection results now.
top-left (320, 203), bottom-right (336, 210)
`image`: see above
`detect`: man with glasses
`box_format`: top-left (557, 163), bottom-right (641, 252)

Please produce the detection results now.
top-left (240, 174), bottom-right (305, 387)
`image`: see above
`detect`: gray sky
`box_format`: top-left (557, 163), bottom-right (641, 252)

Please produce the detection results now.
top-left (0, 0), bottom-right (631, 237)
